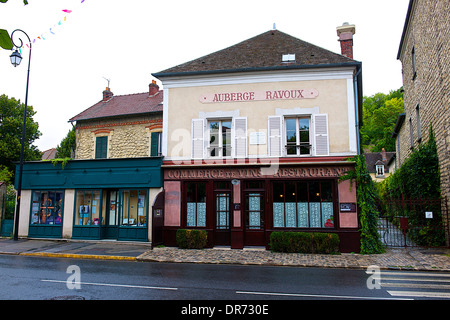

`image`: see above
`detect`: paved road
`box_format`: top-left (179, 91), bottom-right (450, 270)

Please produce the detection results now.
top-left (2, 255), bottom-right (450, 303)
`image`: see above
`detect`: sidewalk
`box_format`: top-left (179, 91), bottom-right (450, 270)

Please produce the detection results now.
top-left (1, 238), bottom-right (449, 272)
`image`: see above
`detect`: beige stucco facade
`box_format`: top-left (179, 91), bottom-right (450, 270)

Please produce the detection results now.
top-left (163, 70), bottom-right (358, 161)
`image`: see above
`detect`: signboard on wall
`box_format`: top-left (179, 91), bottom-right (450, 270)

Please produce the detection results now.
top-left (200, 89), bottom-right (319, 103)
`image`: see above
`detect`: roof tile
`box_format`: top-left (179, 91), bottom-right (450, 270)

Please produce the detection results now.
top-left (154, 29), bottom-right (357, 76)
top-left (70, 91), bottom-right (163, 122)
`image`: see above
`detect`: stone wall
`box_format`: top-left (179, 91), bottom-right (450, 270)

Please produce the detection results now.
top-left (397, 0), bottom-right (450, 242)
top-left (75, 114), bottom-right (162, 159)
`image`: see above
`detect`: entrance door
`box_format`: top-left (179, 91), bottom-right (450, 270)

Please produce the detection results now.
top-left (102, 190), bottom-right (119, 239)
top-left (244, 191), bottom-right (265, 246)
top-left (152, 191), bottom-right (164, 246)
top-left (214, 191), bottom-right (231, 245)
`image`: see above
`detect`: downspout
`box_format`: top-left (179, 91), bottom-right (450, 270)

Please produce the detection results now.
top-left (353, 66), bottom-right (362, 155)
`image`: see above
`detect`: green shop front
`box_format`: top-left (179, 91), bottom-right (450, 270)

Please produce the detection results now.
top-left (15, 157), bottom-right (163, 242)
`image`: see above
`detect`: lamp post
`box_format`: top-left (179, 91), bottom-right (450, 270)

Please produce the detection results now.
top-left (9, 29), bottom-right (31, 241)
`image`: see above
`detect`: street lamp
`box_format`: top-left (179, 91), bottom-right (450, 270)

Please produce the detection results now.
top-left (9, 49), bottom-right (22, 67)
top-left (9, 29), bottom-right (32, 241)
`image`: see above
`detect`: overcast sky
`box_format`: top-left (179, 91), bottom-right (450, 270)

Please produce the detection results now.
top-left (0, 0), bottom-right (409, 152)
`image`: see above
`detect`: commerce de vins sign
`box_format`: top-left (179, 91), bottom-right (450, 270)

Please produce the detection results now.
top-left (200, 88), bottom-right (319, 103)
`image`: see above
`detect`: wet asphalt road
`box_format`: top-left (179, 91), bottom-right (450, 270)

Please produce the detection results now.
top-left (0, 254), bottom-right (402, 301)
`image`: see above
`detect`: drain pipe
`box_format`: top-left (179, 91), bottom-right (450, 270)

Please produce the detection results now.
top-left (353, 65), bottom-right (362, 155)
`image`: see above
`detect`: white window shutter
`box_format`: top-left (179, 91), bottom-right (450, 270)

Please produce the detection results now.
top-left (313, 114), bottom-right (329, 156)
top-left (234, 117), bottom-right (247, 158)
top-left (191, 118), bottom-right (205, 159)
top-left (268, 116), bottom-right (282, 157)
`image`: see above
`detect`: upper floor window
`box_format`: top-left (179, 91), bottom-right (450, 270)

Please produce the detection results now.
top-left (416, 105), bottom-right (422, 142)
top-left (285, 117), bottom-right (311, 156)
top-left (412, 47), bottom-right (417, 80)
top-left (268, 114), bottom-right (328, 157)
top-left (191, 117), bottom-right (247, 159)
top-left (209, 119), bottom-right (231, 157)
top-left (95, 136), bottom-right (108, 159)
top-left (150, 131), bottom-right (162, 157)
top-left (409, 117), bottom-right (414, 149)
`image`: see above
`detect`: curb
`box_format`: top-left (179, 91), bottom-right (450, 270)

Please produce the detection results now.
top-left (19, 252), bottom-right (137, 261)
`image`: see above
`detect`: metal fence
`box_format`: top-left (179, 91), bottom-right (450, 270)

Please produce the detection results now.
top-left (379, 196), bottom-right (449, 248)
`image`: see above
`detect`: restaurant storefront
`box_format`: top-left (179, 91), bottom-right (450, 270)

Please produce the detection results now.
top-left (16, 157), bottom-right (163, 243)
top-left (162, 160), bottom-right (360, 252)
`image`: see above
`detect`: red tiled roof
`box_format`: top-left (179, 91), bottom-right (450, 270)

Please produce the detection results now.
top-left (69, 91), bottom-right (163, 122)
top-left (153, 29), bottom-right (357, 77)
top-left (41, 148), bottom-right (57, 160)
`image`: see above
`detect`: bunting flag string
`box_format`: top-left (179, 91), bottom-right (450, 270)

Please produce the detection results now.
top-left (0, 0), bottom-right (86, 50)
top-left (0, 0), bottom-right (87, 51)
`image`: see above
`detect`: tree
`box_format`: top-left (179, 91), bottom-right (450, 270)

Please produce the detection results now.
top-left (0, 94), bottom-right (41, 182)
top-left (0, 1), bottom-right (29, 4)
top-left (360, 88), bottom-right (404, 152)
top-left (55, 126), bottom-right (76, 158)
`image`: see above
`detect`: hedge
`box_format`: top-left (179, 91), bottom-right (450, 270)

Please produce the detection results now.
top-left (176, 229), bottom-right (208, 249)
top-left (269, 232), bottom-right (340, 254)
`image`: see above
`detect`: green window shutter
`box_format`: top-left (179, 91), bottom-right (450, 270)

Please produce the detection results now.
top-left (95, 136), bottom-right (108, 159)
top-left (150, 132), bottom-right (160, 157)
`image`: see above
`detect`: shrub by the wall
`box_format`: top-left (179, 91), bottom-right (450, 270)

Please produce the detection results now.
top-left (176, 229), bottom-right (208, 249)
top-left (269, 232), bottom-right (340, 254)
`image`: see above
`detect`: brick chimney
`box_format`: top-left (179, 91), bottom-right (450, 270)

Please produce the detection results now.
top-left (103, 87), bottom-right (113, 102)
top-left (149, 80), bottom-right (159, 96)
top-left (337, 22), bottom-right (355, 59)
top-left (381, 148), bottom-right (387, 162)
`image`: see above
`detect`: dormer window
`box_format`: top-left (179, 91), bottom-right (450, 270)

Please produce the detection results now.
top-left (376, 164), bottom-right (385, 177)
top-left (282, 54), bottom-right (295, 63)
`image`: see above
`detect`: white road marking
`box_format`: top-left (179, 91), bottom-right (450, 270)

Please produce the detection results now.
top-left (236, 290), bottom-right (411, 300)
top-left (41, 279), bottom-right (178, 291)
top-left (388, 291), bottom-right (450, 299)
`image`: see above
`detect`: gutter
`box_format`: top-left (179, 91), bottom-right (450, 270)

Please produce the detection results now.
top-left (392, 113), bottom-right (406, 138)
top-left (353, 65), bottom-right (362, 155)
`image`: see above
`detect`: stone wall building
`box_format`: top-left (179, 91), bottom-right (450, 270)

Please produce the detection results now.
top-left (14, 82), bottom-right (164, 242)
top-left (71, 82), bottom-right (163, 159)
top-left (396, 0), bottom-right (450, 242)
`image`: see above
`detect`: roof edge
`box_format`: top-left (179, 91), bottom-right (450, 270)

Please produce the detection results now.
top-left (392, 113), bottom-right (406, 138)
top-left (397, 0), bottom-right (415, 60)
top-left (152, 61), bottom-right (362, 79)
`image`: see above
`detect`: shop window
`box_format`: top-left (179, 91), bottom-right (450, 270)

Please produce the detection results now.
top-left (120, 190), bottom-right (147, 226)
top-left (209, 119), bottom-right (232, 157)
top-left (75, 190), bottom-right (101, 226)
top-left (273, 181), bottom-right (334, 228)
top-left (31, 191), bottom-right (63, 225)
top-left (186, 182), bottom-right (207, 227)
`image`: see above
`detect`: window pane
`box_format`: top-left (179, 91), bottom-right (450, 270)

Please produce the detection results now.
top-left (95, 136), bottom-right (108, 159)
top-left (138, 190), bottom-right (147, 226)
top-left (31, 191), bottom-right (41, 225)
top-left (222, 120), bottom-right (231, 157)
top-left (186, 183), bottom-right (207, 227)
top-left (30, 191), bottom-right (63, 225)
top-left (247, 193), bottom-right (263, 229)
top-left (75, 190), bottom-right (100, 226)
top-left (298, 118), bottom-right (309, 130)
top-left (286, 118), bottom-right (297, 155)
top-left (272, 181), bottom-right (334, 229)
